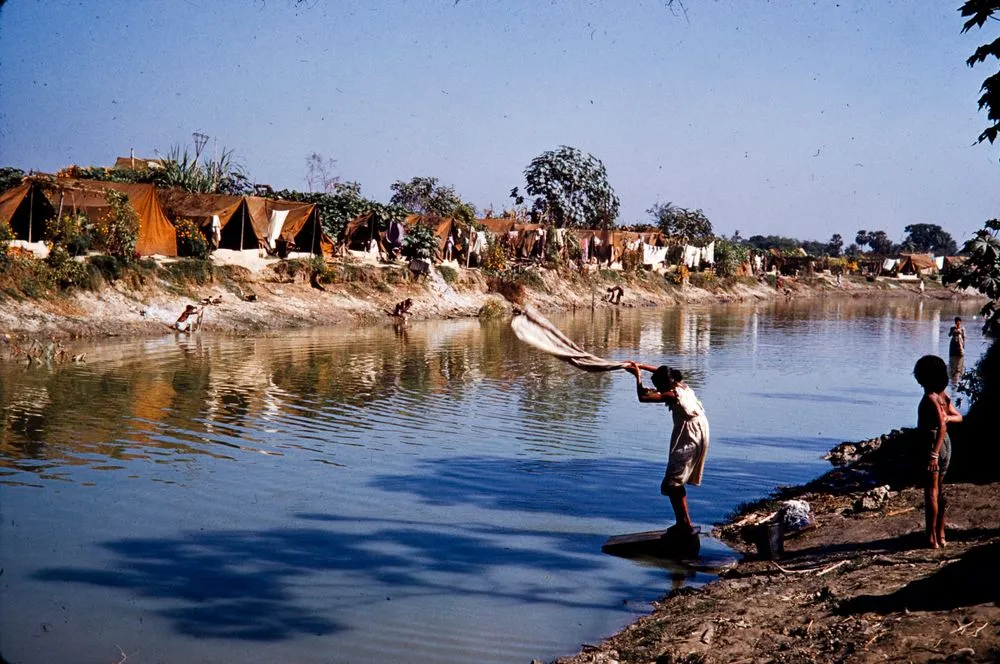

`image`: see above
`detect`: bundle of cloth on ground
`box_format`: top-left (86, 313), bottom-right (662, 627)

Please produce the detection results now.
top-left (510, 307), bottom-right (628, 372)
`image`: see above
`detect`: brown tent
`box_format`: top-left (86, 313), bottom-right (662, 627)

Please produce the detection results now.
top-left (244, 196), bottom-right (325, 254)
top-left (898, 253), bottom-right (938, 276)
top-left (405, 214), bottom-right (462, 260)
top-left (0, 182), bottom-right (56, 242)
top-left (158, 189), bottom-right (251, 250)
top-left (33, 177), bottom-right (178, 256)
top-left (341, 212), bottom-right (384, 253)
top-left (480, 217), bottom-right (516, 236)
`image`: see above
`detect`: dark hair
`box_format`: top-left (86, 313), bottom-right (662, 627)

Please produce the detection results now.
top-left (955, 316), bottom-right (962, 324)
top-left (913, 355), bottom-right (948, 393)
top-left (651, 366), bottom-right (684, 391)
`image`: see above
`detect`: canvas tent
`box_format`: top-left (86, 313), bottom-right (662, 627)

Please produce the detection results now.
top-left (897, 253), bottom-right (938, 277)
top-left (0, 182), bottom-right (56, 242)
top-left (158, 189), bottom-right (245, 248)
top-left (15, 177), bottom-right (179, 256)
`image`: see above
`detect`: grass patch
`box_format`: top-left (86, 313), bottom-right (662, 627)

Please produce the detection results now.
top-left (162, 258), bottom-right (214, 285)
top-left (436, 265), bottom-right (459, 284)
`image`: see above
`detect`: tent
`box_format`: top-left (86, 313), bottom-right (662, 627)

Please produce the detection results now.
top-left (34, 177), bottom-right (178, 256)
top-left (897, 253), bottom-right (938, 277)
top-left (340, 212), bottom-right (384, 253)
top-left (158, 189), bottom-right (245, 248)
top-left (244, 196), bottom-right (325, 255)
top-left (479, 217), bottom-right (516, 236)
top-left (0, 182), bottom-right (56, 242)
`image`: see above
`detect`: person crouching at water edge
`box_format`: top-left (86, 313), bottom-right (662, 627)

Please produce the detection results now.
top-left (913, 355), bottom-right (963, 549)
top-left (174, 304), bottom-right (203, 333)
top-left (625, 362), bottom-right (710, 535)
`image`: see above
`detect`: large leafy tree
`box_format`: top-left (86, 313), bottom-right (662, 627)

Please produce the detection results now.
top-left (519, 146), bottom-right (620, 228)
top-left (855, 229), bottom-right (894, 255)
top-left (649, 202), bottom-right (714, 246)
top-left (389, 176), bottom-right (475, 224)
top-left (901, 223), bottom-right (958, 255)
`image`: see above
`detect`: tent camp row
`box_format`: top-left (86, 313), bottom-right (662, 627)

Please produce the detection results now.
top-left (0, 176), bottom-right (332, 257)
top-left (340, 214), bottom-right (716, 268)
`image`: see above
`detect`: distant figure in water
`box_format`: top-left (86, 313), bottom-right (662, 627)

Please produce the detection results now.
top-left (391, 298), bottom-right (414, 323)
top-left (625, 362), bottom-right (710, 536)
top-left (604, 285), bottom-right (624, 305)
top-left (948, 317), bottom-right (966, 358)
top-left (913, 355), bottom-right (963, 549)
top-left (174, 304), bottom-right (203, 333)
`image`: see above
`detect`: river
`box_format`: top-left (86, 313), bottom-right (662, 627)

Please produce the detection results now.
top-left (0, 298), bottom-right (986, 664)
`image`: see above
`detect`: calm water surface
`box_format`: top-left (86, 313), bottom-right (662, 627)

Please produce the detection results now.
top-left (0, 298), bottom-right (986, 664)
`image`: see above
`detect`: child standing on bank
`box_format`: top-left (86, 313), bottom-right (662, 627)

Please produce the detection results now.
top-left (913, 355), bottom-right (963, 549)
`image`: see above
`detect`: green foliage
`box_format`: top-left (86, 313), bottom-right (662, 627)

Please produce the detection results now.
top-left (945, 218), bottom-right (1000, 337)
top-left (390, 176), bottom-right (476, 221)
top-left (521, 146), bottom-right (620, 228)
top-left (0, 219), bottom-right (15, 263)
top-left (713, 237), bottom-right (749, 277)
top-left (649, 203), bottom-right (714, 246)
top-left (746, 234), bottom-right (802, 253)
top-left (0, 167), bottom-right (25, 195)
top-left (900, 223), bottom-right (958, 255)
top-left (163, 258), bottom-right (214, 285)
top-left (827, 233), bottom-right (844, 257)
top-left (45, 245), bottom-right (90, 289)
top-left (94, 191), bottom-right (140, 262)
top-left (855, 229), bottom-right (895, 255)
top-left (961, 1), bottom-right (1000, 147)
top-left (688, 271), bottom-right (717, 289)
top-left (403, 222), bottom-right (438, 260)
top-left (478, 298), bottom-right (506, 319)
top-left (73, 144), bottom-right (253, 196)
top-left (620, 247), bottom-right (643, 274)
top-left (175, 218), bottom-right (210, 259)
top-left (270, 182), bottom-right (405, 240)
top-left (481, 235), bottom-right (507, 274)
top-left (436, 265), bottom-right (458, 284)
top-left (45, 211), bottom-right (93, 256)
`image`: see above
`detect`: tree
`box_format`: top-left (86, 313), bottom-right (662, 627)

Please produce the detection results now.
top-left (827, 233), bottom-right (844, 257)
top-left (845, 243), bottom-right (861, 258)
top-left (304, 152), bottom-right (339, 193)
top-left (901, 223), bottom-right (958, 255)
top-left (855, 229), bottom-right (893, 255)
top-left (962, 1), bottom-right (1000, 148)
top-left (390, 176), bottom-right (475, 223)
top-left (746, 234), bottom-right (800, 253)
top-left (521, 145), bottom-right (620, 228)
top-left (0, 167), bottom-right (24, 196)
top-left (649, 202), bottom-right (714, 246)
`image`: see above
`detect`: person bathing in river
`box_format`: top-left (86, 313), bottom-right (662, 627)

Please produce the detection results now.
top-left (625, 362), bottom-right (710, 535)
top-left (949, 317), bottom-right (966, 358)
top-left (913, 355), bottom-right (963, 549)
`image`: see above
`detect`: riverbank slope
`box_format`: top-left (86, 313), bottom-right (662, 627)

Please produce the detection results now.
top-left (0, 254), bottom-right (976, 340)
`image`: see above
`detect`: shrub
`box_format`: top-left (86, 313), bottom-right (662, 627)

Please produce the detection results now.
top-left (0, 219), bottom-right (14, 263)
top-left (689, 271), bottom-right (716, 289)
top-left (403, 223), bottom-right (438, 260)
top-left (175, 218), bottom-right (209, 259)
top-left (94, 190), bottom-right (139, 261)
top-left (45, 245), bottom-right (89, 289)
top-left (164, 258), bottom-right (214, 284)
top-left (481, 236), bottom-right (507, 274)
top-left (620, 247), bottom-right (643, 274)
top-left (45, 211), bottom-right (93, 256)
top-left (478, 297), bottom-right (506, 319)
top-left (714, 237), bottom-right (749, 278)
top-left (436, 265), bottom-right (458, 284)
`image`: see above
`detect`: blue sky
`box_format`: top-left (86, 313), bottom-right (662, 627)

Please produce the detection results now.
top-left (1, 0), bottom-right (997, 244)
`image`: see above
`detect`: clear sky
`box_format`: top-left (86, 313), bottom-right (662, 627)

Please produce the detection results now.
top-left (1, 0), bottom-right (997, 244)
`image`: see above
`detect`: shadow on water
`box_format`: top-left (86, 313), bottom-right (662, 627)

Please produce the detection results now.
top-left (32, 513), bottom-right (661, 642)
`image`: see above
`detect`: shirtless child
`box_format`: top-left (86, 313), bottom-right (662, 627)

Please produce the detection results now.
top-left (913, 355), bottom-right (963, 548)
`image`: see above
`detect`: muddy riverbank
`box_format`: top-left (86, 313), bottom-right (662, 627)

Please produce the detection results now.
top-left (0, 255), bottom-right (977, 341)
top-left (555, 431), bottom-right (1000, 664)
